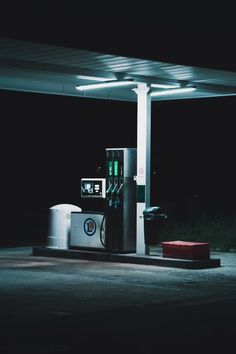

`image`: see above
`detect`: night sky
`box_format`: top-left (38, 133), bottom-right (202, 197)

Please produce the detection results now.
top-left (1, 4), bottom-right (236, 245)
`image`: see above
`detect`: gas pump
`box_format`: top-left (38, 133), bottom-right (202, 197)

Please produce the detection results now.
top-left (70, 148), bottom-right (137, 253)
top-left (105, 148), bottom-right (136, 252)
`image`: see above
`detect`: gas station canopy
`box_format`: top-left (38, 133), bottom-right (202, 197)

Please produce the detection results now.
top-left (0, 37), bottom-right (236, 101)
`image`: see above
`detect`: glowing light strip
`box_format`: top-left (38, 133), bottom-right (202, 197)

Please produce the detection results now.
top-left (76, 80), bottom-right (135, 91)
top-left (150, 87), bottom-right (196, 97)
top-left (76, 75), bottom-right (113, 82)
top-left (151, 83), bottom-right (180, 89)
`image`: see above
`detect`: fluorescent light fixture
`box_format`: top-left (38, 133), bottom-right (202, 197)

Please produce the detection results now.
top-left (151, 83), bottom-right (181, 89)
top-left (150, 87), bottom-right (196, 97)
top-left (77, 75), bottom-right (113, 82)
top-left (76, 80), bottom-right (135, 91)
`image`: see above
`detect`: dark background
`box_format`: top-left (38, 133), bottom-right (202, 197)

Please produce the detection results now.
top-left (1, 3), bottom-right (236, 247)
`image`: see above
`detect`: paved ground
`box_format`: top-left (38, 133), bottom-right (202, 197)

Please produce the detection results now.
top-left (0, 246), bottom-right (236, 353)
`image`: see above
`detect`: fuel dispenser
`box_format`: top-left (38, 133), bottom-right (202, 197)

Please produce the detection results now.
top-left (105, 148), bottom-right (136, 252)
top-left (70, 148), bottom-right (137, 253)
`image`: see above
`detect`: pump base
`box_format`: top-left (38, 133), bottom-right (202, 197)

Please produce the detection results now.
top-left (32, 246), bottom-right (220, 269)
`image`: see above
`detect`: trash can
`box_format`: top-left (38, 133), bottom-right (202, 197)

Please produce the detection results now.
top-left (143, 206), bottom-right (167, 246)
top-left (47, 204), bottom-right (82, 249)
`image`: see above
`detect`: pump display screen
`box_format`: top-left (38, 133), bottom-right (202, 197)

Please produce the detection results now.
top-left (114, 160), bottom-right (118, 176)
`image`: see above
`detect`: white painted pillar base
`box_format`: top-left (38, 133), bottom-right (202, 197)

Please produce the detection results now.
top-left (134, 83), bottom-right (151, 255)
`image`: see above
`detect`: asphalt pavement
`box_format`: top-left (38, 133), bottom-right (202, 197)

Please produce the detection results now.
top-left (0, 246), bottom-right (235, 353)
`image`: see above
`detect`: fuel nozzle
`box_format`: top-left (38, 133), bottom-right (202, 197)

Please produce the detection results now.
top-left (111, 183), bottom-right (118, 194)
top-left (106, 183), bottom-right (113, 195)
top-left (111, 178), bottom-right (119, 195)
top-left (117, 183), bottom-right (123, 195)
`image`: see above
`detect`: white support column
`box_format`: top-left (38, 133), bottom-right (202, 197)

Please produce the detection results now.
top-left (134, 83), bottom-right (151, 254)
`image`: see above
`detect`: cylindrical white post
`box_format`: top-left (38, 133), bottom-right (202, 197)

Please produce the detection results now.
top-left (134, 83), bottom-right (151, 254)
